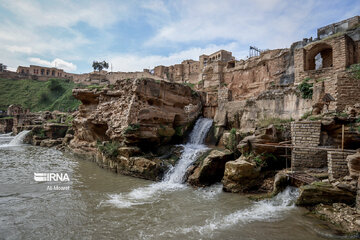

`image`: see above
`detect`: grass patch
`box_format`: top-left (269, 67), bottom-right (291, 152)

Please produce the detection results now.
top-left (123, 124), bottom-right (140, 134)
top-left (258, 117), bottom-right (293, 128)
top-left (348, 63), bottom-right (360, 79)
top-left (301, 111), bottom-right (312, 120)
top-left (0, 78), bottom-right (80, 112)
top-left (308, 115), bottom-right (322, 121)
top-left (97, 140), bottom-right (121, 159)
top-left (86, 85), bottom-right (105, 91)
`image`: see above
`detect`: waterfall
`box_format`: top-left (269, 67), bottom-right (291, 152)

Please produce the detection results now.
top-left (105, 117), bottom-right (213, 208)
top-left (1, 130), bottom-right (30, 147)
top-left (163, 117), bottom-right (213, 184)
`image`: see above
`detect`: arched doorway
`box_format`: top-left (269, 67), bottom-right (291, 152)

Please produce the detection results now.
top-left (305, 43), bottom-right (333, 70)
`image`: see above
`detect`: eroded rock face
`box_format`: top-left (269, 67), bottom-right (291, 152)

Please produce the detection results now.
top-left (70, 78), bottom-right (202, 153)
top-left (95, 152), bottom-right (166, 181)
top-left (222, 156), bottom-right (260, 193)
top-left (187, 149), bottom-right (233, 187)
top-left (347, 150), bottom-right (360, 179)
top-left (296, 182), bottom-right (355, 206)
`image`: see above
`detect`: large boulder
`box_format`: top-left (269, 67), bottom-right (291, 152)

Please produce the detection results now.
top-left (296, 182), bottom-right (355, 206)
top-left (347, 150), bottom-right (360, 180)
top-left (187, 149), bottom-right (233, 187)
top-left (70, 78), bottom-right (202, 153)
top-left (237, 125), bottom-right (280, 154)
top-left (222, 156), bottom-right (260, 193)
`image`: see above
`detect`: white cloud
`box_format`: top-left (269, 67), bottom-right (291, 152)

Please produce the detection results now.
top-left (108, 42), bottom-right (247, 72)
top-left (145, 0), bottom-right (317, 49)
top-left (0, 0), bottom-right (131, 29)
top-left (6, 45), bottom-right (34, 54)
top-left (28, 57), bottom-right (77, 72)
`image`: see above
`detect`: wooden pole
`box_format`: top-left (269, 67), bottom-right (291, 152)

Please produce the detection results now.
top-left (342, 124), bottom-right (345, 151)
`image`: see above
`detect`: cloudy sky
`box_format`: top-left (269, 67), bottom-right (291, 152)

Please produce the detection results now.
top-left (0, 0), bottom-right (359, 73)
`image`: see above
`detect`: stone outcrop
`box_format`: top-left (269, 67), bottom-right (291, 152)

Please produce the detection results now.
top-left (296, 182), bottom-right (355, 206)
top-left (187, 149), bottom-right (233, 187)
top-left (347, 150), bottom-right (360, 179)
top-left (95, 152), bottom-right (165, 181)
top-left (70, 78), bottom-right (202, 154)
top-left (314, 203), bottom-right (360, 233)
top-left (222, 156), bottom-right (260, 193)
top-left (0, 118), bottom-right (13, 133)
top-left (214, 87), bottom-right (312, 133)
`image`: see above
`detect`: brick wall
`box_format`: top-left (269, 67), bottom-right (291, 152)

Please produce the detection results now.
top-left (291, 122), bottom-right (328, 170)
top-left (291, 122), bottom-right (321, 146)
top-left (327, 151), bottom-right (351, 181)
top-left (336, 72), bottom-right (360, 112)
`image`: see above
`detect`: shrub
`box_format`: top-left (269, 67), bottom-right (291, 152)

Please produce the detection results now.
top-left (349, 63), bottom-right (360, 79)
top-left (48, 79), bottom-right (64, 92)
top-left (32, 128), bottom-right (46, 138)
top-left (97, 141), bottom-right (120, 158)
top-left (298, 78), bottom-right (313, 99)
top-left (226, 128), bottom-right (237, 152)
top-left (39, 92), bottom-right (49, 103)
top-left (301, 111), bottom-right (312, 120)
top-left (124, 124), bottom-right (140, 134)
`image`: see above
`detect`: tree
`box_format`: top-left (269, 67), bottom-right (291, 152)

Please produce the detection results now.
top-left (0, 63), bottom-right (7, 72)
top-left (92, 61), bottom-right (109, 72)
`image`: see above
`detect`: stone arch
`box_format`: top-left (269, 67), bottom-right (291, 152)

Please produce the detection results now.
top-left (305, 43), bottom-right (333, 71)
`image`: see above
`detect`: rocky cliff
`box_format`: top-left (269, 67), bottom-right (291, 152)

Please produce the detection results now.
top-left (70, 78), bottom-right (202, 155)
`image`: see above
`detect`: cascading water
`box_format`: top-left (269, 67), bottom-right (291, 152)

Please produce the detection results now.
top-left (0, 130), bottom-right (30, 147)
top-left (105, 117), bottom-right (213, 208)
top-left (167, 187), bottom-right (300, 236)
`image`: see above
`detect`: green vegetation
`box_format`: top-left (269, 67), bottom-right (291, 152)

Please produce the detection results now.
top-left (124, 124), bottom-right (140, 134)
top-left (349, 63), bottom-right (360, 79)
top-left (97, 140), bottom-right (120, 158)
top-left (301, 111), bottom-right (312, 120)
top-left (337, 111), bottom-right (349, 118)
top-left (298, 78), bottom-right (313, 99)
top-left (254, 154), bottom-right (267, 168)
top-left (258, 117), bottom-right (293, 129)
top-left (0, 116), bottom-right (14, 120)
top-left (182, 82), bottom-right (195, 89)
top-left (308, 115), bottom-right (322, 121)
top-left (175, 126), bottom-right (184, 136)
top-left (31, 128), bottom-right (46, 138)
top-left (86, 84), bottom-right (105, 91)
top-left (226, 128), bottom-right (237, 152)
top-left (0, 78), bottom-right (80, 112)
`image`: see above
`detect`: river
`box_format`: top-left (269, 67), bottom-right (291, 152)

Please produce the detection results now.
top-left (0, 125), bottom-right (347, 240)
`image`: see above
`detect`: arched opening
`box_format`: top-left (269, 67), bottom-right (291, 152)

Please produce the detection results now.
top-left (41, 69), bottom-right (45, 75)
top-left (305, 43), bottom-right (333, 71)
top-left (52, 70), bottom-right (55, 76)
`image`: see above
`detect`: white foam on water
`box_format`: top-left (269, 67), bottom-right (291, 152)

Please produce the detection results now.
top-left (0, 130), bottom-right (30, 147)
top-left (104, 118), bottom-right (213, 208)
top-left (195, 183), bottom-right (223, 200)
top-left (175, 187), bottom-right (299, 236)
